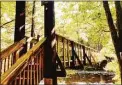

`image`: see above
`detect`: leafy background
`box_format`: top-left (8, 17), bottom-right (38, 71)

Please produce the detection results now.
top-left (1, 2), bottom-right (120, 84)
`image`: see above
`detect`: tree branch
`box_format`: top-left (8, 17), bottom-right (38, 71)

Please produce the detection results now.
top-left (0, 19), bottom-right (15, 28)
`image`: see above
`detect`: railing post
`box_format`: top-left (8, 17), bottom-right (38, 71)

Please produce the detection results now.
top-left (120, 52), bottom-right (122, 84)
top-left (67, 40), bottom-right (70, 67)
top-left (56, 35), bottom-right (58, 54)
top-left (80, 45), bottom-right (82, 61)
top-left (71, 41), bottom-right (75, 68)
top-left (82, 46), bottom-right (86, 65)
top-left (44, 1), bottom-right (57, 85)
top-left (62, 38), bottom-right (66, 67)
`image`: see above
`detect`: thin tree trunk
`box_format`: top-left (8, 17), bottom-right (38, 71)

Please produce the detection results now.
top-left (115, 1), bottom-right (122, 84)
top-left (103, 1), bottom-right (122, 84)
top-left (31, 1), bottom-right (35, 37)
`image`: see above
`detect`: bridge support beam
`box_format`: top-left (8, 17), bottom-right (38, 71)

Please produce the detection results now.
top-left (44, 1), bottom-right (57, 85)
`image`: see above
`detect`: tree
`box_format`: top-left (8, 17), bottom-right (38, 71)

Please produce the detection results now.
top-left (103, 1), bottom-right (122, 84)
top-left (31, 1), bottom-right (35, 37)
top-left (55, 2), bottom-right (110, 50)
top-left (14, 1), bottom-right (25, 42)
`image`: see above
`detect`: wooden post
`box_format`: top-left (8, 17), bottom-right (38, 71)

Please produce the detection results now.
top-left (67, 40), bottom-right (70, 67)
top-left (80, 45), bottom-right (82, 61)
top-left (82, 46), bottom-right (86, 65)
top-left (62, 38), bottom-right (65, 67)
top-left (71, 41), bottom-right (75, 68)
top-left (14, 1), bottom-right (27, 56)
top-left (120, 52), bottom-right (122, 84)
top-left (44, 1), bottom-right (57, 85)
top-left (14, 1), bottom-right (25, 42)
top-left (56, 36), bottom-right (58, 54)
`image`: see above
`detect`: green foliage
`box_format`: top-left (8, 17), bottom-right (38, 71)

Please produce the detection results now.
top-left (1, 1), bottom-right (120, 83)
top-left (1, 2), bottom-right (15, 51)
top-left (55, 2), bottom-right (116, 51)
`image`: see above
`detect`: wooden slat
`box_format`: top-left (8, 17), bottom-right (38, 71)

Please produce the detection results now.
top-left (30, 60), bottom-right (33, 85)
top-left (4, 59), bottom-right (6, 72)
top-left (19, 72), bottom-right (21, 85)
top-left (34, 58), bottom-right (36, 85)
top-left (22, 69), bottom-right (25, 85)
top-left (27, 65), bottom-right (29, 85)
top-left (36, 56), bottom-right (39, 84)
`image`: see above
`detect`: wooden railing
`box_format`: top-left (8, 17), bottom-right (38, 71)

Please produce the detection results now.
top-left (1, 34), bottom-right (98, 85)
top-left (1, 37), bottom-right (46, 85)
top-left (56, 34), bottom-right (98, 69)
top-left (1, 38), bottom-right (27, 75)
top-left (1, 36), bottom-right (40, 75)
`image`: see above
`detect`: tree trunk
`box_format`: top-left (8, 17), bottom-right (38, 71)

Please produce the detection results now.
top-left (14, 1), bottom-right (25, 42)
top-left (103, 1), bottom-right (122, 84)
top-left (14, 1), bottom-right (26, 55)
top-left (31, 1), bottom-right (35, 37)
top-left (115, 1), bottom-right (122, 84)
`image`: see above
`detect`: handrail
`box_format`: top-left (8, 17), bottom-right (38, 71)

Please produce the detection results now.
top-left (1, 37), bottom-right (46, 85)
top-left (55, 33), bottom-right (98, 68)
top-left (55, 33), bottom-right (98, 52)
top-left (1, 37), bottom-right (27, 60)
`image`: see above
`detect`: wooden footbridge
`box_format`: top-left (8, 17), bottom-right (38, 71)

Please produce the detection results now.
top-left (1, 1), bottom-right (100, 85)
